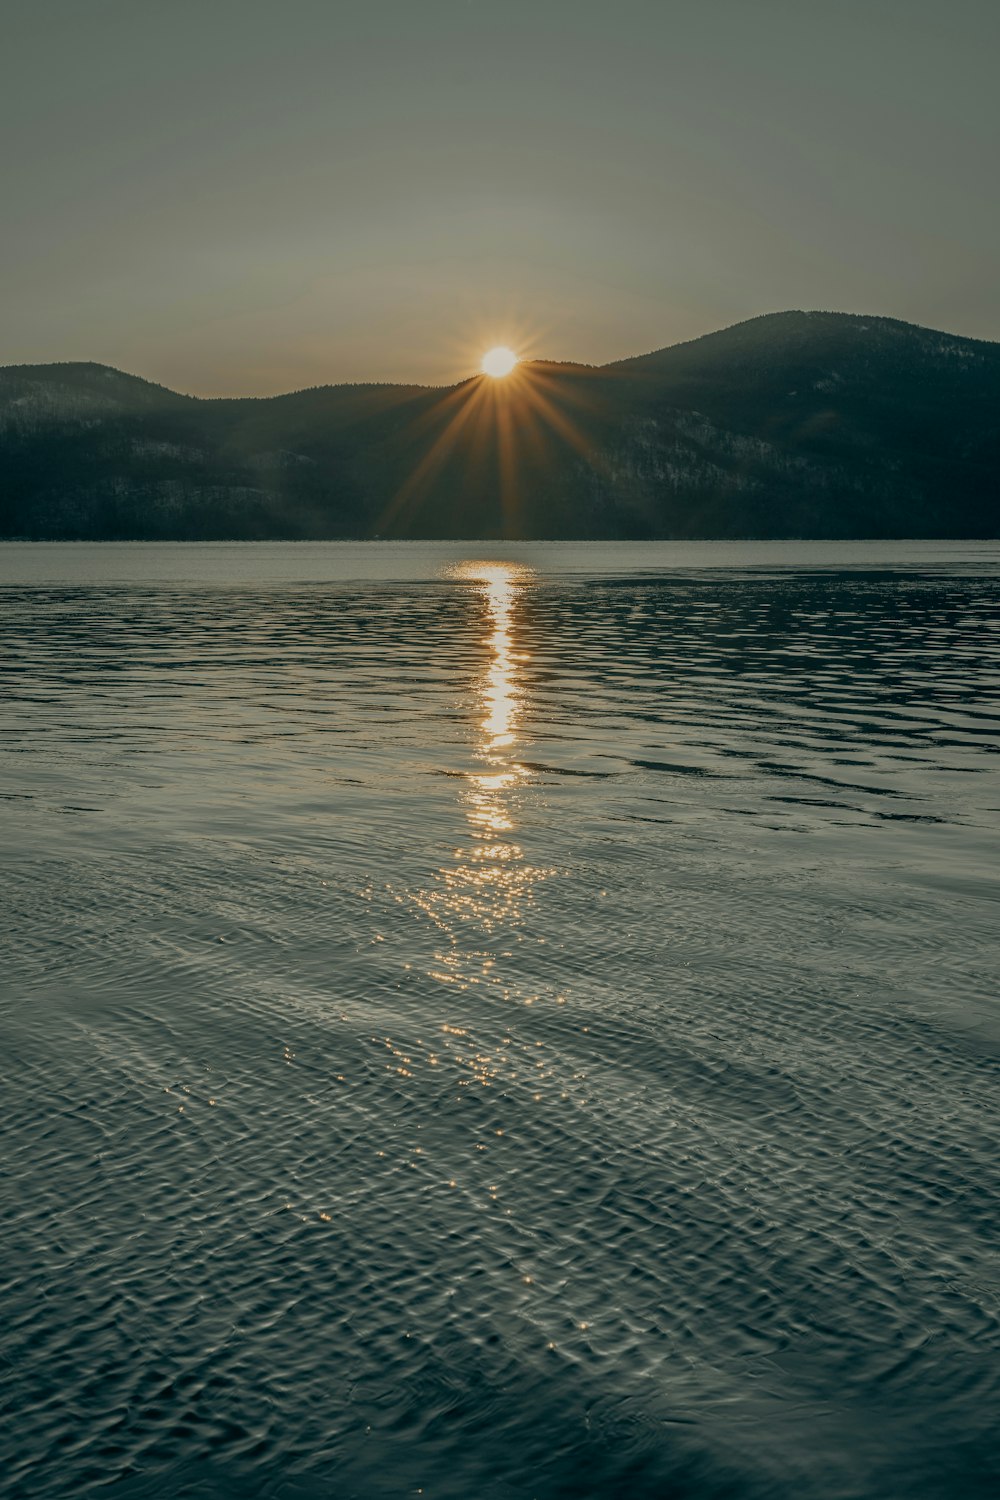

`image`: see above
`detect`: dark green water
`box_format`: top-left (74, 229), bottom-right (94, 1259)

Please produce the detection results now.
top-left (2, 542), bottom-right (998, 1500)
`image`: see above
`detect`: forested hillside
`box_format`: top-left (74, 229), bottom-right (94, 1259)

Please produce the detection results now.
top-left (2, 312), bottom-right (997, 539)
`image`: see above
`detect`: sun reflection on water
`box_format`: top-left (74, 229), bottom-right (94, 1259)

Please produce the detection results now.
top-left (476, 563), bottom-right (520, 751)
top-left (410, 561), bottom-right (553, 973)
top-left (383, 560), bottom-right (565, 1109)
top-left (452, 560), bottom-right (530, 844)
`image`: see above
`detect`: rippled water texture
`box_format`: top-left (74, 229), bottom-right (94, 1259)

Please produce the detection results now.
top-left (2, 542), bottom-right (999, 1500)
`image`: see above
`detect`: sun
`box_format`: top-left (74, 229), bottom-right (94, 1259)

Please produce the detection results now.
top-left (481, 346), bottom-right (518, 378)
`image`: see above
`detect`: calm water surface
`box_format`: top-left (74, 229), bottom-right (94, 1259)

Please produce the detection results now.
top-left (2, 542), bottom-right (999, 1500)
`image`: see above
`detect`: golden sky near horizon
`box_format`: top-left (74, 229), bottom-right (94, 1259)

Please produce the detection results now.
top-left (2, 0), bottom-right (999, 395)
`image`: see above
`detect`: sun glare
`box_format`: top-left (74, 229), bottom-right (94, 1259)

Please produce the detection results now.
top-left (481, 346), bottom-right (518, 378)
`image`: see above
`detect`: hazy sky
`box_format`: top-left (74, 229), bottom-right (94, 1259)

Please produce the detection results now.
top-left (3, 0), bottom-right (998, 394)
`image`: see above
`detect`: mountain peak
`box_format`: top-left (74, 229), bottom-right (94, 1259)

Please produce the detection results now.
top-left (609, 309), bottom-right (998, 374)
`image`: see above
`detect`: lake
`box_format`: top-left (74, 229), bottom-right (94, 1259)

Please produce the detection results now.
top-left (2, 541), bottom-right (998, 1500)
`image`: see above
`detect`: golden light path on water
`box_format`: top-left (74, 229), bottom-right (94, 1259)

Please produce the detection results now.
top-left (409, 561), bottom-right (556, 1012)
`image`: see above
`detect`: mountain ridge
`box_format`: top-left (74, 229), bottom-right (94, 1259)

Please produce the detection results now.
top-left (7, 309), bottom-right (997, 401)
top-left (2, 312), bottom-right (998, 539)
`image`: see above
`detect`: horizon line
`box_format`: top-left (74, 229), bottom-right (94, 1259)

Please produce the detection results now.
top-left (2, 308), bottom-right (997, 403)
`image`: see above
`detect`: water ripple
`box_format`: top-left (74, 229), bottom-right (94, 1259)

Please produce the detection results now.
top-left (1, 544), bottom-right (998, 1500)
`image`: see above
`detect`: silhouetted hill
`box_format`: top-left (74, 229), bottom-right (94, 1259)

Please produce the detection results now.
top-left (2, 312), bottom-right (998, 538)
